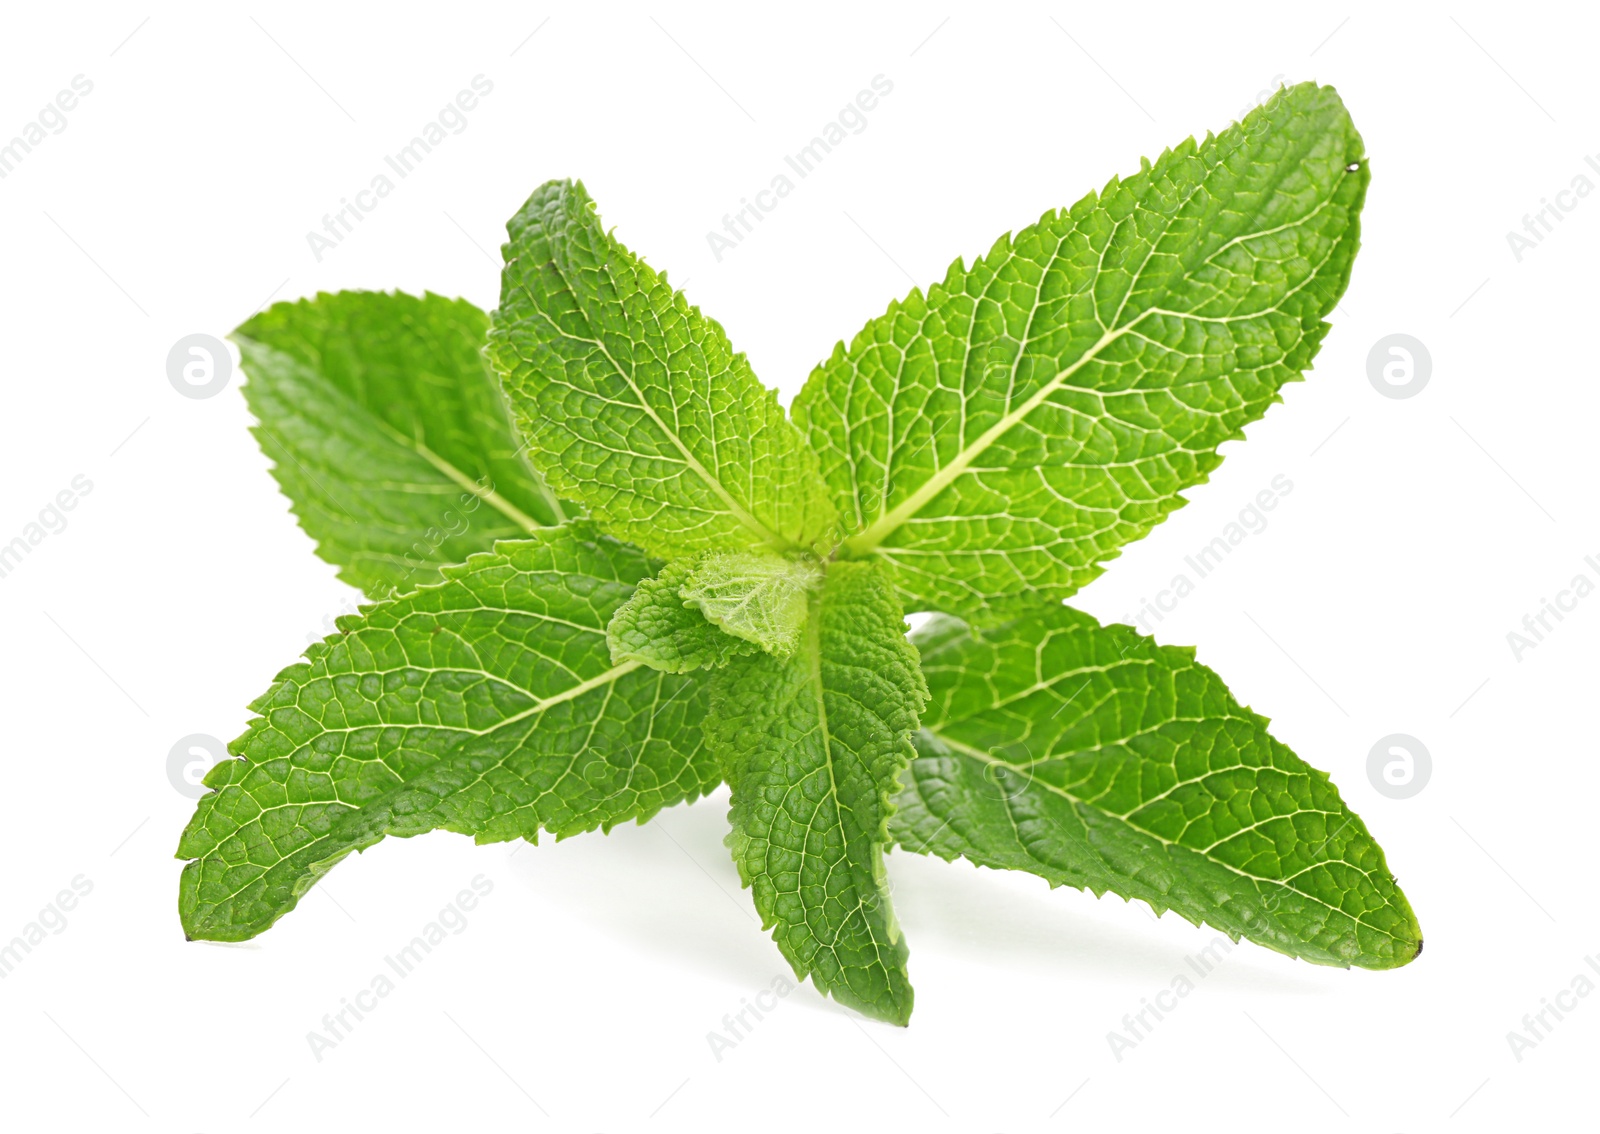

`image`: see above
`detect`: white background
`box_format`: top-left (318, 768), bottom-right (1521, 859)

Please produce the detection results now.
top-left (0, 2), bottom-right (1594, 1130)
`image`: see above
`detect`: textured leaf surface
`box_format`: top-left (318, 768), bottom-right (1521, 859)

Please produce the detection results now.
top-left (487, 179), bottom-right (838, 559)
top-left (177, 526), bottom-right (714, 942)
top-left (793, 82), bottom-right (1367, 618)
top-left (710, 561), bottom-right (927, 1023)
top-left (237, 291), bottom-right (564, 599)
top-left (681, 550), bottom-right (820, 657)
top-left (606, 559), bottom-right (757, 673)
top-left (890, 609), bottom-right (1422, 969)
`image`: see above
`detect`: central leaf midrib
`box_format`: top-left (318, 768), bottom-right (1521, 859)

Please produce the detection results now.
top-left (492, 658), bottom-right (644, 730)
top-left (844, 321), bottom-right (1131, 556)
top-left (800, 589), bottom-right (892, 971)
top-left (196, 655), bottom-right (646, 913)
top-left (396, 426), bottom-right (550, 534)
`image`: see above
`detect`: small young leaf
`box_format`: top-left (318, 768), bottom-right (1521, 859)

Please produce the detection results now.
top-left (606, 559), bottom-right (758, 673)
top-left (237, 291), bottom-right (565, 598)
top-left (680, 550), bottom-right (821, 658)
top-left (710, 560), bottom-right (927, 1024)
top-left (793, 82), bottom-right (1368, 619)
top-left (487, 179), bottom-right (839, 560)
top-left (891, 610), bottom-right (1422, 969)
top-left (176, 525), bottom-right (716, 942)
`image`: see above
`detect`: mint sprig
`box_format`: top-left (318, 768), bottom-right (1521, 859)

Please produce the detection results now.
top-left (178, 81), bottom-right (1420, 1023)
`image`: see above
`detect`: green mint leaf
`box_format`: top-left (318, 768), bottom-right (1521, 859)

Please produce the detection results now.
top-left (237, 290), bottom-right (566, 599)
top-left (793, 82), bottom-right (1367, 619)
top-left (606, 558), bottom-right (758, 673)
top-left (680, 550), bottom-right (821, 658)
top-left (710, 560), bottom-right (927, 1024)
top-left (176, 524), bottom-right (715, 942)
top-left (487, 179), bottom-right (839, 560)
top-left (891, 609), bottom-right (1422, 969)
